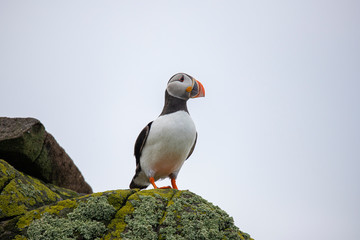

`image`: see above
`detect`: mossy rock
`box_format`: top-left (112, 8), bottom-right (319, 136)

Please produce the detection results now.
top-left (0, 118), bottom-right (48, 181)
top-left (0, 159), bottom-right (80, 220)
top-left (2, 188), bottom-right (252, 240)
top-left (0, 117), bottom-right (92, 194)
top-left (0, 117), bottom-right (253, 239)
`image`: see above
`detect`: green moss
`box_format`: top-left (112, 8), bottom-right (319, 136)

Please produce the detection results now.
top-left (106, 189), bottom-right (137, 211)
top-left (103, 189), bottom-right (139, 239)
top-left (139, 188), bottom-right (176, 199)
top-left (17, 210), bottom-right (42, 230)
top-left (25, 196), bottom-right (116, 240)
top-left (0, 159), bottom-right (18, 190)
top-left (13, 235), bottom-right (28, 240)
top-left (40, 199), bottom-right (78, 220)
top-left (0, 159), bottom-right (80, 220)
top-left (0, 175), bottom-right (61, 218)
top-left (16, 190), bottom-right (134, 232)
top-left (0, 179), bottom-right (31, 217)
top-left (17, 199), bottom-right (78, 229)
top-left (46, 184), bottom-right (80, 200)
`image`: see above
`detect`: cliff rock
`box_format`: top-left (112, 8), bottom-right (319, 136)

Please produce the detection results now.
top-left (0, 117), bottom-right (253, 240)
top-left (0, 161), bottom-right (252, 239)
top-left (0, 117), bottom-right (92, 194)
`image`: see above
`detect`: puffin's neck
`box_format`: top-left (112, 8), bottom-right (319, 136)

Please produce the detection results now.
top-left (160, 91), bottom-right (189, 116)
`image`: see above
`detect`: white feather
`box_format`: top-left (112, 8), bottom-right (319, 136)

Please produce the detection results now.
top-left (139, 110), bottom-right (196, 182)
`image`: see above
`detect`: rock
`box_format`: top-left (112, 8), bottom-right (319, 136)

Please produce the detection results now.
top-left (2, 187), bottom-right (253, 240)
top-left (0, 159), bottom-right (80, 220)
top-left (0, 117), bottom-right (92, 194)
top-left (0, 118), bottom-right (253, 239)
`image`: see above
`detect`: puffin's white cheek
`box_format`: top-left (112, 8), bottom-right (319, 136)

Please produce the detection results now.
top-left (167, 84), bottom-right (188, 100)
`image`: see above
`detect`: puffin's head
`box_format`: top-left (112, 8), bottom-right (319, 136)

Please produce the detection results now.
top-left (166, 73), bottom-right (205, 100)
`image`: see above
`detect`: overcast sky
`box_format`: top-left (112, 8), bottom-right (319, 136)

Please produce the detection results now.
top-left (1, 1), bottom-right (359, 239)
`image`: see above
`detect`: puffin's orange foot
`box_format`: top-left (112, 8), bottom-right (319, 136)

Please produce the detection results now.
top-left (149, 177), bottom-right (178, 190)
top-left (149, 177), bottom-right (158, 189)
top-left (171, 178), bottom-right (178, 190)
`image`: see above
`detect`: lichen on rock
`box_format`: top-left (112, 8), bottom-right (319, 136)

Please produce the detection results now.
top-left (26, 196), bottom-right (116, 240)
top-left (0, 159), bottom-right (80, 220)
top-left (159, 191), bottom-right (250, 240)
top-left (4, 188), bottom-right (253, 240)
top-left (120, 190), bottom-right (174, 240)
top-left (118, 189), bottom-right (251, 240)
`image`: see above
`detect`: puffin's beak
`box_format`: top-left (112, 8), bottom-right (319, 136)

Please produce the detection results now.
top-left (190, 79), bottom-right (205, 98)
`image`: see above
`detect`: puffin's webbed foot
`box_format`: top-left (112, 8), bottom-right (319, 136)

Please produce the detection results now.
top-left (149, 177), bottom-right (177, 189)
top-left (171, 177), bottom-right (178, 190)
top-left (149, 177), bottom-right (158, 189)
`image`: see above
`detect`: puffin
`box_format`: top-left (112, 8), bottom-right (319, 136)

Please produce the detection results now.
top-left (129, 73), bottom-right (205, 190)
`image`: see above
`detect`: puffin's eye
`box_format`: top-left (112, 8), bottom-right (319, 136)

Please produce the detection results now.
top-left (179, 75), bottom-right (184, 82)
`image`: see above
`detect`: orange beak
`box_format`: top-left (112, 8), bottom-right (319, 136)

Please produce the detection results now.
top-left (190, 79), bottom-right (205, 98)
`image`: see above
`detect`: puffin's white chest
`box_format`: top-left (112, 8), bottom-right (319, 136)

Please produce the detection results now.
top-left (140, 111), bottom-right (196, 179)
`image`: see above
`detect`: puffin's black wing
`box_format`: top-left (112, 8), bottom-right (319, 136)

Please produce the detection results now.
top-left (134, 121), bottom-right (153, 165)
top-left (130, 121), bottom-right (153, 189)
top-left (186, 132), bottom-right (197, 160)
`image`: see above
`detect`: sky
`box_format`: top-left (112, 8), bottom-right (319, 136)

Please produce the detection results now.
top-left (1, 1), bottom-right (359, 239)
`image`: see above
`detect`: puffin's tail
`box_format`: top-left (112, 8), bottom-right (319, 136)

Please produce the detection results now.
top-left (129, 178), bottom-right (148, 189)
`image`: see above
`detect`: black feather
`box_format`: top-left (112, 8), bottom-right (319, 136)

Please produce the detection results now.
top-left (129, 121), bottom-right (153, 189)
top-left (159, 91), bottom-right (189, 116)
top-left (186, 132), bottom-right (197, 160)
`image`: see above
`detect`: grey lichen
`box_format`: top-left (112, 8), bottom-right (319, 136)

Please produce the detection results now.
top-left (18, 180), bottom-right (42, 199)
top-left (158, 191), bottom-right (249, 240)
top-left (121, 194), bottom-right (167, 240)
top-left (68, 195), bottom-right (116, 222)
top-left (5, 187), bottom-right (252, 240)
top-left (27, 196), bottom-right (116, 240)
top-left (27, 213), bottom-right (75, 240)
top-left (119, 190), bottom-right (251, 240)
